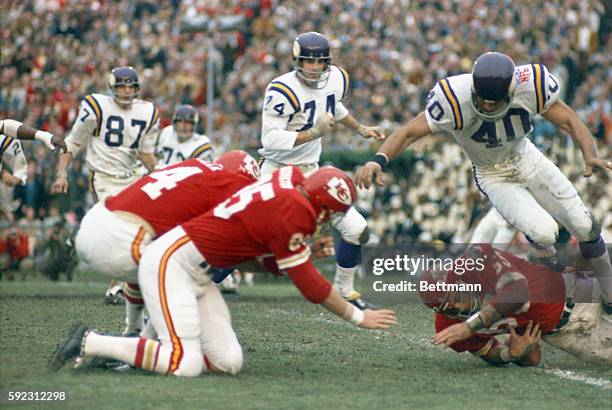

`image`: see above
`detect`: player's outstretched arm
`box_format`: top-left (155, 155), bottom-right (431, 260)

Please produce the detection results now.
top-left (286, 261), bottom-right (396, 329)
top-left (355, 112), bottom-right (431, 189)
top-left (1, 119), bottom-right (66, 152)
top-left (321, 287), bottom-right (397, 330)
top-left (542, 100), bottom-right (612, 177)
top-left (338, 114), bottom-right (385, 141)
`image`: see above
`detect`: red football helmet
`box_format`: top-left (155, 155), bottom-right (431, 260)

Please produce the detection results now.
top-left (215, 150), bottom-right (260, 182)
top-left (302, 166), bottom-right (356, 224)
top-left (419, 269), bottom-right (480, 320)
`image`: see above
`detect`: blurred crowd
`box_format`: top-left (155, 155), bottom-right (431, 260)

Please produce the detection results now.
top-left (1, 0), bottom-right (610, 277)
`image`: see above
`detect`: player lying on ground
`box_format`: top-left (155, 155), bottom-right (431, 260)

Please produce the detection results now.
top-left (420, 244), bottom-right (611, 366)
top-left (74, 150), bottom-right (260, 335)
top-left (356, 52), bottom-right (612, 313)
top-left (50, 166), bottom-right (396, 376)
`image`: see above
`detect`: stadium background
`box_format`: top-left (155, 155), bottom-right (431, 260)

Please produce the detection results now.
top-left (0, 1), bottom-right (611, 408)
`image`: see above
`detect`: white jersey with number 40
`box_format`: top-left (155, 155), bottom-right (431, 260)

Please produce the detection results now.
top-left (259, 66), bottom-right (351, 166)
top-left (425, 64), bottom-right (561, 166)
top-left (65, 93), bottom-right (159, 177)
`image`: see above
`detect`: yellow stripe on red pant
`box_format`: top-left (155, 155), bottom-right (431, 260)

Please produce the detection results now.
top-left (158, 234), bottom-right (191, 373)
top-left (131, 227), bottom-right (146, 263)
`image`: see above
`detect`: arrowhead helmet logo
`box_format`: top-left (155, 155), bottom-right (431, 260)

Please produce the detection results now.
top-left (326, 177), bottom-right (352, 206)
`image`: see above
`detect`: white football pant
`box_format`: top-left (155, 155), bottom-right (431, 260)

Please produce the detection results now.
top-left (138, 226), bottom-right (242, 376)
top-left (473, 140), bottom-right (597, 248)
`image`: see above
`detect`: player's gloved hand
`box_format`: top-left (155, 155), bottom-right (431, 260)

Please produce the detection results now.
top-left (432, 322), bottom-right (472, 347)
top-left (51, 172), bottom-right (69, 194)
top-left (2, 170), bottom-right (23, 187)
top-left (355, 162), bottom-right (385, 190)
top-left (310, 236), bottom-right (334, 259)
top-left (583, 157), bottom-right (612, 177)
top-left (509, 320), bottom-right (541, 360)
top-left (358, 309), bottom-right (397, 330)
top-left (357, 124), bottom-right (385, 141)
top-left (309, 112), bottom-right (334, 139)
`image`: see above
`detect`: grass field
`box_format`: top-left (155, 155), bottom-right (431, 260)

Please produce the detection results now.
top-left (1, 272), bottom-right (611, 410)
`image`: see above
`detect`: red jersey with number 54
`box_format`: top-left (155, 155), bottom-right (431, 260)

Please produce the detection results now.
top-left (182, 166), bottom-right (317, 269)
top-left (105, 159), bottom-right (253, 236)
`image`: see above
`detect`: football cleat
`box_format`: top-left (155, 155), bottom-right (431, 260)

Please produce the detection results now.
top-left (343, 290), bottom-right (376, 311)
top-left (220, 274), bottom-right (239, 294)
top-left (104, 282), bottom-right (126, 305)
top-left (48, 323), bottom-right (89, 371)
top-left (88, 356), bottom-right (132, 372)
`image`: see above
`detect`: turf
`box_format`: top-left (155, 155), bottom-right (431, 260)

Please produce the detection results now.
top-left (1, 274), bottom-right (610, 410)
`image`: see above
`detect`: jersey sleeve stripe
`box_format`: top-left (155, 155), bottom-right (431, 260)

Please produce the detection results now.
top-left (147, 106), bottom-right (160, 133)
top-left (190, 143), bottom-right (212, 159)
top-left (276, 247), bottom-right (312, 270)
top-left (158, 234), bottom-right (191, 373)
top-left (532, 64), bottom-right (544, 114)
top-left (0, 135), bottom-right (14, 156)
top-left (439, 79), bottom-right (463, 130)
top-left (270, 81), bottom-right (300, 112)
top-left (338, 67), bottom-right (349, 99)
top-left (84, 95), bottom-right (103, 137)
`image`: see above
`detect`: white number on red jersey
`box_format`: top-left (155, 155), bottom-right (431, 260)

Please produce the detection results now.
top-left (214, 177), bottom-right (275, 219)
top-left (141, 166), bottom-right (207, 199)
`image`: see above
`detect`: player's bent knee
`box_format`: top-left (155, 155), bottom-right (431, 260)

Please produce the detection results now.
top-left (526, 223), bottom-right (558, 249)
top-left (572, 215), bottom-right (601, 242)
top-left (339, 221), bottom-right (369, 245)
top-left (174, 353), bottom-right (205, 377)
top-left (209, 348), bottom-right (243, 375)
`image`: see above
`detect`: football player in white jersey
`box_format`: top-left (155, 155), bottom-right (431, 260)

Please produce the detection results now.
top-left (259, 32), bottom-right (385, 309)
top-left (1, 137), bottom-right (26, 221)
top-left (357, 52), bottom-right (612, 314)
top-left (51, 66), bottom-right (160, 322)
top-left (1, 119), bottom-right (65, 220)
top-left (52, 66), bottom-right (159, 199)
top-left (157, 105), bottom-right (213, 165)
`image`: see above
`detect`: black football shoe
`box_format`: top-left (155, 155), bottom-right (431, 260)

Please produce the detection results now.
top-left (48, 323), bottom-right (89, 371)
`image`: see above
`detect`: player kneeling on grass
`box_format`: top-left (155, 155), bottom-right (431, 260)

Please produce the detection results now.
top-left (420, 244), bottom-right (611, 366)
top-left (73, 150), bottom-right (259, 337)
top-left (50, 166), bottom-right (396, 377)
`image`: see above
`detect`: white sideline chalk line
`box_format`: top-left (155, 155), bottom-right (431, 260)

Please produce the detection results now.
top-left (266, 308), bottom-right (612, 390)
top-left (543, 368), bottom-right (611, 389)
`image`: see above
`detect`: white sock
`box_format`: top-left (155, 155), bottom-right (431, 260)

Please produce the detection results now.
top-left (124, 301), bottom-right (145, 333)
top-left (334, 264), bottom-right (358, 296)
top-left (84, 332), bottom-right (140, 364)
top-left (84, 332), bottom-right (169, 374)
top-left (588, 248), bottom-right (612, 303)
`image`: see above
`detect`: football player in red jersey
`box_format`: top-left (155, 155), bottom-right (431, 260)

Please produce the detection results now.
top-left (421, 243), bottom-right (612, 365)
top-left (50, 166), bottom-right (397, 376)
top-left (420, 244), bottom-right (567, 366)
top-left (75, 150), bottom-right (260, 335)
